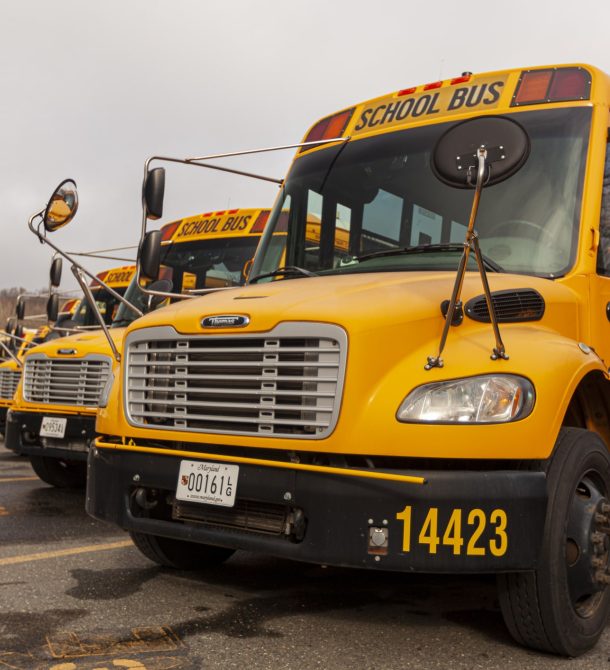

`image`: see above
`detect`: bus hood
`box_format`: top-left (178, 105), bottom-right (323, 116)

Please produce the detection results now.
top-left (127, 271), bottom-right (580, 342)
top-left (23, 327), bottom-right (126, 360)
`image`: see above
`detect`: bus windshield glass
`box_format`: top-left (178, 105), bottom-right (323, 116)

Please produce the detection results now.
top-left (112, 236), bottom-right (261, 327)
top-left (255, 107), bottom-right (591, 279)
top-left (70, 287), bottom-right (126, 327)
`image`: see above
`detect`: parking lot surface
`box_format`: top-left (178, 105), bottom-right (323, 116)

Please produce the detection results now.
top-left (1, 445), bottom-right (608, 670)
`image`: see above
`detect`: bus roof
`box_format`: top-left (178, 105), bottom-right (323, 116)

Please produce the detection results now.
top-left (299, 64), bottom-right (610, 149)
top-left (159, 208), bottom-right (271, 244)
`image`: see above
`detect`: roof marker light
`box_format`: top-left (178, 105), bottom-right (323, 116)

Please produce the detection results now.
top-left (423, 81), bottom-right (443, 90)
top-left (398, 87), bottom-right (416, 96)
top-left (450, 75), bottom-right (471, 85)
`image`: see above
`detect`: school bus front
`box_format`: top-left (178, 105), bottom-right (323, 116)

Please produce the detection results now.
top-left (6, 210), bottom-right (269, 486)
top-left (89, 65), bottom-right (610, 655)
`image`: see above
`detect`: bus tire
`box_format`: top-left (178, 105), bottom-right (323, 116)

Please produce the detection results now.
top-left (29, 455), bottom-right (86, 488)
top-left (498, 427), bottom-right (610, 656)
top-left (129, 531), bottom-right (235, 570)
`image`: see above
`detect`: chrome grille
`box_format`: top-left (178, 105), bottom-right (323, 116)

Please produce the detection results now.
top-left (0, 369), bottom-right (21, 399)
top-left (125, 323), bottom-right (347, 439)
top-left (23, 354), bottom-right (111, 407)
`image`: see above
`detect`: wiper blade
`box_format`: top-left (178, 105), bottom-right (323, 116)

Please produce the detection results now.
top-left (250, 265), bottom-right (319, 284)
top-left (355, 243), bottom-right (504, 272)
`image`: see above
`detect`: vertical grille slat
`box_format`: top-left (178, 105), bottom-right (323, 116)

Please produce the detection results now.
top-left (0, 369), bottom-right (21, 399)
top-left (23, 355), bottom-right (111, 407)
top-left (125, 323), bottom-right (347, 439)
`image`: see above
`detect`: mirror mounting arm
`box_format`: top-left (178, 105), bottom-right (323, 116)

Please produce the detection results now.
top-left (425, 147), bottom-right (508, 370)
top-left (27, 211), bottom-right (143, 320)
top-left (0, 338), bottom-right (23, 368)
top-left (71, 265), bottom-right (121, 363)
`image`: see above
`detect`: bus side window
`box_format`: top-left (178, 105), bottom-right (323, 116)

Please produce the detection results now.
top-left (597, 134), bottom-right (610, 276)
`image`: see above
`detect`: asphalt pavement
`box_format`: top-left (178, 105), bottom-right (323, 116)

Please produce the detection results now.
top-left (1, 444), bottom-right (608, 670)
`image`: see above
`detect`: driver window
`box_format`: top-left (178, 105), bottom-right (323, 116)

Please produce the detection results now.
top-left (596, 135), bottom-right (610, 276)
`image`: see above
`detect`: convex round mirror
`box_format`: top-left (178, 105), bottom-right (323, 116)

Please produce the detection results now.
top-left (146, 279), bottom-right (173, 310)
top-left (433, 116), bottom-right (530, 189)
top-left (50, 257), bottom-right (63, 287)
top-left (43, 179), bottom-right (78, 232)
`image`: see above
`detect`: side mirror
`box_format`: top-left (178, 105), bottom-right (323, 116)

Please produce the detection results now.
top-left (139, 230), bottom-right (162, 280)
top-left (50, 257), bottom-right (63, 287)
top-left (146, 279), bottom-right (173, 310)
top-left (43, 179), bottom-right (79, 232)
top-left (47, 293), bottom-right (59, 322)
top-left (15, 297), bottom-right (25, 321)
top-left (5, 318), bottom-right (14, 336)
top-left (14, 325), bottom-right (24, 340)
top-left (432, 115), bottom-right (530, 189)
top-left (143, 168), bottom-right (165, 220)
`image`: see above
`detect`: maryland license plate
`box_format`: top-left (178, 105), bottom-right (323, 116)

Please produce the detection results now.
top-left (176, 460), bottom-right (238, 507)
top-left (40, 416), bottom-right (67, 439)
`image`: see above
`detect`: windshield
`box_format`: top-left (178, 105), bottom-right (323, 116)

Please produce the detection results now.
top-left (70, 286), bottom-right (126, 327)
top-left (112, 236), bottom-right (261, 327)
top-left (254, 107), bottom-right (591, 279)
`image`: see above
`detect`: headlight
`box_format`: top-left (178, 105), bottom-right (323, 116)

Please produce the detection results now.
top-left (99, 372), bottom-right (115, 408)
top-left (397, 374), bottom-right (535, 424)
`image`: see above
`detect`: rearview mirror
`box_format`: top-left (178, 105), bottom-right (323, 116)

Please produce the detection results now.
top-left (50, 257), bottom-right (63, 287)
top-left (139, 230), bottom-right (162, 280)
top-left (143, 168), bottom-right (165, 220)
top-left (43, 179), bottom-right (79, 232)
top-left (47, 293), bottom-right (59, 322)
top-left (15, 297), bottom-right (25, 321)
top-left (432, 116), bottom-right (530, 189)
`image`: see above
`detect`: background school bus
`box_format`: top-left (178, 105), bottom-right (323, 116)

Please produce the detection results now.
top-left (6, 208), bottom-right (270, 487)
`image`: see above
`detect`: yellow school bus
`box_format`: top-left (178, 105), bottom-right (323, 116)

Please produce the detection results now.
top-left (6, 209), bottom-right (270, 485)
top-left (87, 64), bottom-right (610, 656)
top-left (72, 265), bottom-right (136, 326)
top-left (0, 329), bottom-right (37, 438)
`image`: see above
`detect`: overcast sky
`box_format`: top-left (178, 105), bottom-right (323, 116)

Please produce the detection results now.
top-left (2, 0), bottom-right (610, 293)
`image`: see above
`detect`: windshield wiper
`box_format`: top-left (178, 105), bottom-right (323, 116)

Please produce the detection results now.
top-left (250, 265), bottom-right (319, 283)
top-left (355, 243), bottom-right (504, 272)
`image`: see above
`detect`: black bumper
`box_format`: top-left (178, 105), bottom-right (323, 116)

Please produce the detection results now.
top-left (87, 445), bottom-right (548, 573)
top-left (6, 410), bottom-right (96, 462)
top-left (0, 406), bottom-right (7, 437)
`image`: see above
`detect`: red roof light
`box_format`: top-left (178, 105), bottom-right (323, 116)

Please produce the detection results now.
top-left (160, 221), bottom-right (180, 241)
top-left (423, 81), bottom-right (443, 90)
top-left (512, 67), bottom-right (591, 106)
top-left (250, 210), bottom-right (270, 234)
top-left (398, 87), bottom-right (416, 96)
top-left (301, 108), bottom-right (354, 152)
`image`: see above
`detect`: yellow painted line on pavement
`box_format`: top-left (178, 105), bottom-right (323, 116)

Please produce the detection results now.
top-left (0, 476), bottom-right (39, 483)
top-left (0, 540), bottom-right (133, 566)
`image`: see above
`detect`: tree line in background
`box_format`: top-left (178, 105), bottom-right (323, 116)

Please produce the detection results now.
top-left (0, 287), bottom-right (49, 330)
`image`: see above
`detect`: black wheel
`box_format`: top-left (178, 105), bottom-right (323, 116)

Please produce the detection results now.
top-left (129, 531), bottom-right (235, 570)
top-left (29, 455), bottom-right (86, 488)
top-left (498, 427), bottom-right (610, 656)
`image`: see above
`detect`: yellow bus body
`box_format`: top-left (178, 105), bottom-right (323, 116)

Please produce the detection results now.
top-left (7, 209), bottom-right (270, 464)
top-left (96, 64), bottom-right (610, 461)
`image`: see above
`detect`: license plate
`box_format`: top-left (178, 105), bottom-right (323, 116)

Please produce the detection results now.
top-left (176, 460), bottom-right (238, 507)
top-left (40, 416), bottom-right (67, 438)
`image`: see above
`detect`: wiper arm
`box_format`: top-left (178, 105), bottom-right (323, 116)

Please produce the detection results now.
top-left (250, 265), bottom-right (319, 284)
top-left (356, 243), bottom-right (504, 272)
